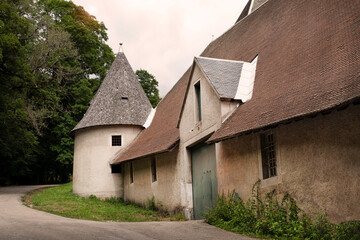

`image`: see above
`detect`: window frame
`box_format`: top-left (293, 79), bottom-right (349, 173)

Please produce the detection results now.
top-left (260, 131), bottom-right (277, 180)
top-left (194, 81), bottom-right (202, 122)
top-left (111, 135), bottom-right (122, 146)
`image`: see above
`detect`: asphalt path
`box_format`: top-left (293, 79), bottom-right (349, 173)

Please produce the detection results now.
top-left (0, 185), bottom-right (256, 240)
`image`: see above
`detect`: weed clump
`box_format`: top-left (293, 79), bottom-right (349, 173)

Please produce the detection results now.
top-left (105, 196), bottom-right (124, 204)
top-left (204, 180), bottom-right (360, 239)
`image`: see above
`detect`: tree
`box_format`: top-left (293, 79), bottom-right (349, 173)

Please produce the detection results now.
top-left (35, 0), bottom-right (115, 183)
top-left (0, 0), bottom-right (115, 185)
top-left (0, 0), bottom-right (39, 185)
top-left (136, 69), bottom-right (161, 108)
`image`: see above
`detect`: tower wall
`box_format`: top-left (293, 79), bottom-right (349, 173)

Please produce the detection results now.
top-left (73, 125), bottom-right (143, 198)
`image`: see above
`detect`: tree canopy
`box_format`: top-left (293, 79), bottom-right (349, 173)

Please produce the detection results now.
top-left (0, 0), bottom-right (162, 185)
top-left (0, 0), bottom-right (114, 185)
top-left (136, 69), bottom-right (162, 108)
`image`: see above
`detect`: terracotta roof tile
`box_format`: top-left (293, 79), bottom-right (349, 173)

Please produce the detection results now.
top-left (115, 0), bottom-right (360, 161)
top-left (208, 0), bottom-right (360, 142)
top-left (113, 68), bottom-right (190, 163)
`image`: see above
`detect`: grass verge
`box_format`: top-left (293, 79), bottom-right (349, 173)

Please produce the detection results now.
top-left (23, 182), bottom-right (186, 222)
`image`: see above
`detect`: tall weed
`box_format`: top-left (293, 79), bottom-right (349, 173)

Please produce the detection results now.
top-left (204, 180), bottom-right (360, 239)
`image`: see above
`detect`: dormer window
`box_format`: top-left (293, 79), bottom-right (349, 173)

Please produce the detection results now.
top-left (194, 81), bottom-right (201, 122)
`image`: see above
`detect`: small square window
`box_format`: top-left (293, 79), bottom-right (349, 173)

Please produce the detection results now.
top-left (111, 164), bottom-right (122, 174)
top-left (260, 132), bottom-right (277, 179)
top-left (112, 135), bottom-right (122, 146)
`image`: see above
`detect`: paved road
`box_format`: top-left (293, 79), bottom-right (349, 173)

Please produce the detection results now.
top-left (0, 185), bottom-right (256, 240)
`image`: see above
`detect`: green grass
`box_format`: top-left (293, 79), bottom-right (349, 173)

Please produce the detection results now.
top-left (25, 183), bottom-right (178, 222)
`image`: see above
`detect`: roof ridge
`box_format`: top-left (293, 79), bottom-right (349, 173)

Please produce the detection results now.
top-left (196, 56), bottom-right (248, 64)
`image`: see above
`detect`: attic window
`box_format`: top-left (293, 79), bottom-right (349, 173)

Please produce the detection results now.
top-left (194, 81), bottom-right (202, 122)
top-left (112, 135), bottom-right (122, 146)
top-left (121, 97), bottom-right (128, 100)
top-left (260, 132), bottom-right (277, 179)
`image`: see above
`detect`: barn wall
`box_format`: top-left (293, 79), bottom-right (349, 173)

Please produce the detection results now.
top-left (217, 104), bottom-right (360, 222)
top-left (123, 147), bottom-right (182, 212)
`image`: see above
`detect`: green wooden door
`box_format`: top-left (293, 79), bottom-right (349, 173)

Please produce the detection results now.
top-left (191, 143), bottom-right (217, 220)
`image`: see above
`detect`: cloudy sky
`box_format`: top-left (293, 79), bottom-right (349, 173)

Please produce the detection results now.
top-left (72, 0), bottom-right (248, 96)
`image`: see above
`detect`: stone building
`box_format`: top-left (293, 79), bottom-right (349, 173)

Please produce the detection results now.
top-left (72, 0), bottom-right (360, 222)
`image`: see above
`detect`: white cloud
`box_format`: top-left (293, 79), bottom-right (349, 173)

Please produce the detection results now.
top-left (72, 0), bottom-right (248, 96)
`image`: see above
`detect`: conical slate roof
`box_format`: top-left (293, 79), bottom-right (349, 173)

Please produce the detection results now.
top-left (72, 52), bottom-right (152, 132)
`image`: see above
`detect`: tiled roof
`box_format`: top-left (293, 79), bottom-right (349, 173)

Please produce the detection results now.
top-left (235, 0), bottom-right (252, 23)
top-left (115, 0), bottom-right (360, 161)
top-left (112, 69), bottom-right (190, 163)
top-left (250, 0), bottom-right (269, 14)
top-left (72, 52), bottom-right (152, 132)
top-left (236, 0), bottom-right (269, 23)
top-left (195, 57), bottom-right (244, 99)
top-left (207, 0), bottom-right (360, 142)
top-left (195, 56), bottom-right (257, 102)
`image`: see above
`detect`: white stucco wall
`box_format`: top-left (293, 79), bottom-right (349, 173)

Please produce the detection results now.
top-left (123, 147), bottom-right (182, 212)
top-left (73, 125), bottom-right (143, 198)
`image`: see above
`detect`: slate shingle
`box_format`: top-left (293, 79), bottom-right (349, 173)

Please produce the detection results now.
top-left (195, 57), bottom-right (244, 99)
top-left (72, 52), bottom-right (152, 132)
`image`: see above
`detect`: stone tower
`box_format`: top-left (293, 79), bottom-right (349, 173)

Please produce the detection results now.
top-left (72, 50), bottom-right (152, 198)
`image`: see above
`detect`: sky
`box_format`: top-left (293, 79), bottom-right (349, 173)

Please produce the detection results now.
top-left (71, 0), bottom-right (248, 97)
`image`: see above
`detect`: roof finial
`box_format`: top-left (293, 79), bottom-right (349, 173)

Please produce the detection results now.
top-left (118, 43), bottom-right (123, 53)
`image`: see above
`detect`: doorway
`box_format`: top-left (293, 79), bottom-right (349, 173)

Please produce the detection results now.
top-left (191, 142), bottom-right (217, 219)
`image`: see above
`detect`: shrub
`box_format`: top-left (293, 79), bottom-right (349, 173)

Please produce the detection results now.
top-left (204, 180), bottom-right (360, 239)
top-left (88, 195), bottom-right (98, 200)
top-left (147, 196), bottom-right (156, 211)
top-left (335, 221), bottom-right (360, 240)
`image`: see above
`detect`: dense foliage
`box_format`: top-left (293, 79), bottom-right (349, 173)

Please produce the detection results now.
top-left (0, 0), bottom-right (114, 185)
top-left (205, 181), bottom-right (360, 239)
top-left (136, 69), bottom-right (161, 108)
